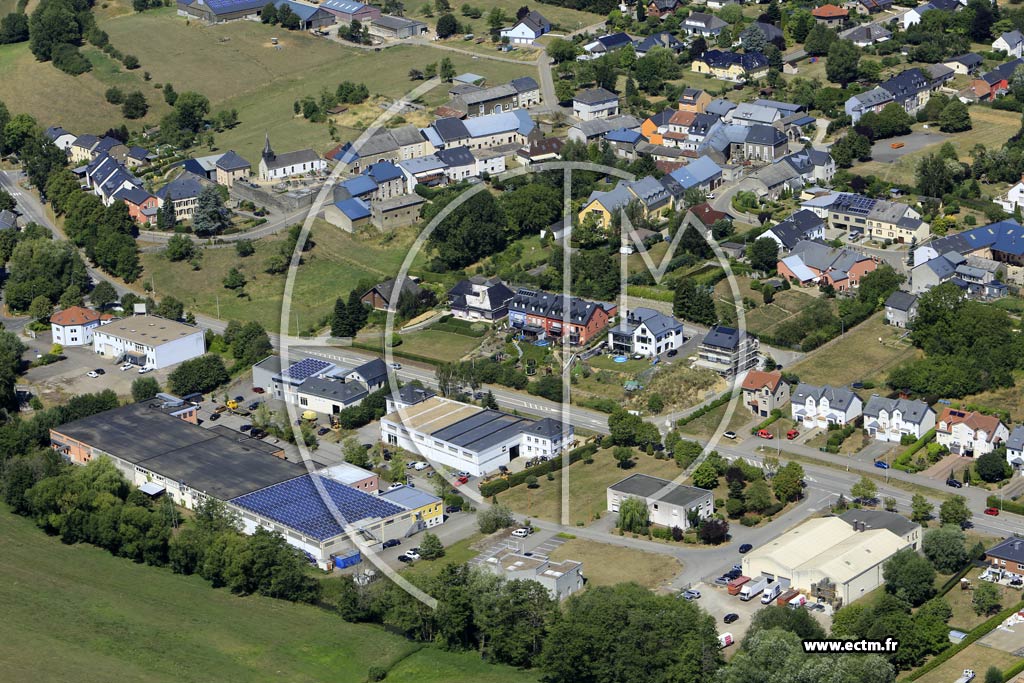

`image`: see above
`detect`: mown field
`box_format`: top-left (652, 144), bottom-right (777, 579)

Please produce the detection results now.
top-left (0, 505), bottom-right (529, 683)
top-left (548, 539), bottom-right (682, 591)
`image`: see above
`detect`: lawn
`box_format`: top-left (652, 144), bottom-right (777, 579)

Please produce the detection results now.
top-left (916, 643), bottom-right (1020, 683)
top-left (679, 401), bottom-right (758, 440)
top-left (943, 566), bottom-right (1018, 632)
top-left (954, 372), bottom-right (1024, 423)
top-left (548, 539), bottom-right (683, 591)
top-left (0, 505), bottom-right (528, 683)
top-left (388, 329), bottom-right (485, 362)
top-left (140, 220), bottom-right (422, 335)
top-left (496, 448), bottom-right (684, 525)
top-left (787, 312), bottom-right (921, 389)
top-left (403, 0), bottom-right (604, 34)
top-left (399, 535), bottom-right (484, 588)
top-left (713, 277), bottom-right (831, 337)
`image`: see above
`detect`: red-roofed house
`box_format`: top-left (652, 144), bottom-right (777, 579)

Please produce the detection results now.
top-left (812, 4), bottom-right (848, 27)
top-left (741, 370), bottom-right (789, 417)
top-left (687, 202), bottom-right (731, 229)
top-left (936, 408), bottom-right (1009, 457)
top-left (50, 306), bottom-right (112, 347)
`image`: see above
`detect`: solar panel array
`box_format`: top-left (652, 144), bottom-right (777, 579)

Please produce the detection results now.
top-left (204, 0), bottom-right (267, 12)
top-left (281, 358), bottom-right (332, 383)
top-left (231, 474), bottom-right (406, 542)
top-left (836, 194), bottom-right (877, 216)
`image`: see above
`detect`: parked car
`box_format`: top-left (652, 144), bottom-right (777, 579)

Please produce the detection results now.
top-left (680, 589), bottom-right (701, 600)
top-left (382, 538), bottom-right (401, 549)
top-left (786, 429), bottom-right (799, 440)
top-left (714, 576), bottom-right (730, 586)
top-left (239, 424), bottom-right (252, 432)
top-left (666, 349), bottom-right (678, 357)
top-left (250, 428), bottom-right (266, 439)
top-left (724, 613), bottom-right (739, 624)
top-left (317, 427), bottom-right (330, 436)
top-left (757, 429), bottom-right (773, 439)
top-left (94, 368), bottom-right (105, 375)
top-left (120, 363), bottom-right (133, 371)
top-left (252, 387), bottom-right (265, 394)
top-left (208, 412), bottom-right (220, 421)
top-left (946, 479), bottom-right (963, 488)
top-left (247, 401), bottom-right (260, 410)
top-left (138, 367), bottom-right (152, 374)
top-left (412, 461), bottom-right (429, 471)
top-left (511, 527), bottom-right (532, 538)
top-left (457, 471), bottom-right (471, 479)
top-left (723, 431), bottom-right (737, 440)
top-left (404, 549), bottom-right (421, 560)
top-left (874, 460), bottom-right (890, 469)
top-left (445, 506), bottom-right (462, 514)
top-left (738, 543), bottom-right (753, 554)
top-left (390, 362), bottom-right (401, 370)
top-left (397, 554), bottom-right (413, 563)
top-left (233, 395), bottom-right (244, 402)
top-left (455, 475), bottom-right (469, 485)
top-left (87, 371), bottom-right (99, 378)
top-left (984, 507), bottom-right (1000, 516)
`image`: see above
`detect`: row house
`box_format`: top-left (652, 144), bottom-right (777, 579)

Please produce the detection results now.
top-left (862, 396), bottom-right (935, 443)
top-left (935, 407), bottom-right (1008, 457)
top-left (791, 384), bottom-right (863, 428)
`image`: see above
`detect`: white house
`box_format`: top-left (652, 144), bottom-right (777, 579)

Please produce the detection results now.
top-left (791, 384), bottom-right (863, 428)
top-left (997, 175), bottom-right (1024, 213)
top-left (499, 9), bottom-right (550, 44)
top-left (607, 473), bottom-right (714, 530)
top-left (44, 126), bottom-right (77, 153)
top-left (572, 87), bottom-right (620, 121)
top-left (1006, 426), bottom-right (1024, 472)
top-left (50, 306), bottom-right (109, 347)
top-left (936, 407), bottom-right (1009, 457)
top-left (92, 314), bottom-right (206, 370)
top-left (258, 135), bottom-right (326, 181)
top-left (607, 307), bottom-right (684, 357)
top-left (994, 30), bottom-right (1024, 58)
top-left (862, 396), bottom-right (935, 443)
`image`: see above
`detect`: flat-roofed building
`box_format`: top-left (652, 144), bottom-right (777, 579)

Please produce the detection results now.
top-left (606, 473), bottom-right (714, 530)
top-left (92, 314), bottom-right (205, 370)
top-left (318, 461), bottom-right (380, 493)
top-left (481, 548), bottom-right (584, 600)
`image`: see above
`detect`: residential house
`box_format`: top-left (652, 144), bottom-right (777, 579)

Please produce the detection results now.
top-left (371, 193), bottom-right (426, 231)
top-left (935, 407), bottom-right (1008, 457)
top-left (421, 110), bottom-right (538, 152)
top-left (742, 124), bottom-right (789, 162)
top-left (334, 124), bottom-right (432, 171)
top-left (859, 0), bottom-right (894, 13)
top-left (361, 276), bottom-right (424, 312)
top-left (258, 135), bottom-right (326, 181)
top-left (994, 30), bottom-right (1024, 58)
top-left (944, 53), bottom-right (983, 76)
top-left (646, 0), bottom-right (680, 18)
top-left (695, 325), bottom-right (760, 378)
top-left (791, 384), bottom-right (863, 428)
top-left (69, 134), bottom-right (101, 163)
top-left (69, 135), bottom-right (128, 164)
top-left (579, 32), bottom-right (633, 60)
top-left (884, 290), bottom-right (918, 328)
top-left (517, 137), bottom-right (563, 164)
top-left (809, 192), bottom-right (929, 242)
top-left (763, 210), bottom-right (826, 252)
top-left (667, 156), bottom-right (723, 193)
top-left (573, 87), bottom-right (620, 121)
top-left (863, 396), bottom-right (935, 443)
top-left (845, 87), bottom-right (895, 123)
top-left (114, 186), bottom-right (160, 225)
top-left (508, 288), bottom-right (616, 346)
top-left (50, 306), bottom-right (110, 347)
top-left (154, 172), bottom-right (207, 222)
top-left (567, 115), bottom-right (642, 143)
top-left (640, 109), bottom-right (676, 144)
top-left (692, 50), bottom-right (769, 82)
top-left (324, 197), bottom-right (372, 232)
top-left (839, 23), bottom-right (892, 47)
top-left (778, 239), bottom-right (877, 291)
top-left (783, 148), bottom-right (836, 185)
top-left (448, 276), bottom-right (515, 321)
top-left (607, 307), bottom-right (684, 357)
top-left (684, 202), bottom-right (731, 232)
top-left (683, 12), bottom-right (728, 37)
top-left (436, 146), bottom-right (477, 183)
top-left (1006, 426), bottom-right (1024, 471)
top-left (879, 68), bottom-right (939, 117)
top-left (85, 154), bottom-right (143, 207)
top-left (44, 126), bottom-right (77, 153)
top-left (579, 176), bottom-right (673, 226)
top-left (983, 538), bottom-right (1024, 579)
top-left (449, 77), bottom-right (541, 117)
top-left (902, 0), bottom-right (962, 30)
top-left (741, 370), bottom-right (789, 418)
top-left (499, 9), bottom-right (550, 44)
top-left (997, 174), bottom-right (1024, 214)
top-left (678, 87), bottom-right (713, 113)
top-left (812, 4), bottom-right (848, 26)
top-left (396, 155), bottom-right (448, 192)
top-left (368, 14), bottom-right (427, 38)
top-left (607, 473), bottom-right (714, 530)
top-left (971, 58), bottom-right (1024, 101)
top-left (320, 0), bottom-right (380, 23)
top-left (273, 0), bottom-right (335, 29)
top-left (214, 151), bottom-right (251, 188)
top-left (725, 102), bottom-right (784, 127)
top-left (633, 32), bottom-right (684, 57)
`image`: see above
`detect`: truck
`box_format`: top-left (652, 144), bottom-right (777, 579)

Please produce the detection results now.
top-left (954, 670), bottom-right (976, 683)
top-left (727, 576), bottom-right (750, 596)
top-left (777, 588), bottom-right (799, 606)
top-left (788, 594), bottom-right (808, 609)
top-left (718, 633), bottom-right (734, 649)
top-left (761, 583), bottom-right (783, 604)
top-left (739, 576), bottom-right (771, 601)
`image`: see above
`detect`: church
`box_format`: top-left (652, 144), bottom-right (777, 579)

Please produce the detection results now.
top-left (258, 134), bottom-right (326, 181)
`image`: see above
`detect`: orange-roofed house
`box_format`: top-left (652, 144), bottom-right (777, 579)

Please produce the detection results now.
top-left (812, 4), bottom-right (848, 27)
top-left (935, 408), bottom-right (1009, 457)
top-left (641, 109), bottom-right (675, 145)
top-left (663, 110), bottom-right (696, 148)
top-left (50, 306), bottom-right (112, 347)
top-left (741, 370), bottom-right (789, 417)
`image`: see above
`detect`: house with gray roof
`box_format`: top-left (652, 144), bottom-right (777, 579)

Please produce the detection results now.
top-left (608, 307), bottom-right (684, 357)
top-left (499, 9), bottom-right (550, 44)
top-left (994, 30), bottom-right (1024, 58)
top-left (783, 148), bottom-right (836, 185)
top-left (725, 102), bottom-right (784, 126)
top-left (448, 276), bottom-right (515, 321)
top-left (863, 396), bottom-right (935, 442)
top-left (1006, 426), bottom-right (1024, 471)
top-left (696, 325), bottom-right (759, 377)
top-left (567, 114), bottom-right (642, 143)
top-left (0, 209), bottom-right (17, 231)
top-left (791, 384), bottom-right (863, 428)
top-left (839, 23), bottom-right (892, 47)
top-left (449, 77), bottom-right (540, 117)
top-left (780, 239), bottom-right (877, 291)
top-left (763, 210), bottom-right (826, 251)
top-left (845, 86), bottom-right (895, 123)
top-left (369, 14), bottom-right (427, 39)
top-left (884, 290), bottom-right (918, 328)
top-left (607, 473), bottom-right (714, 530)
top-left (683, 11), bottom-right (728, 36)
top-left (573, 87), bottom-right (620, 121)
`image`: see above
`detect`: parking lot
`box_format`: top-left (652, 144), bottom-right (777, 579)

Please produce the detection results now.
top-left (685, 580), bottom-right (833, 644)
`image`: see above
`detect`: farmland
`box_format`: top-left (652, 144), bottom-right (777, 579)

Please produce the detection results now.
top-left (0, 505), bottom-right (526, 683)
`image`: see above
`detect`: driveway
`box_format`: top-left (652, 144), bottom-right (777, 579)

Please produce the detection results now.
top-left (869, 130), bottom-right (949, 164)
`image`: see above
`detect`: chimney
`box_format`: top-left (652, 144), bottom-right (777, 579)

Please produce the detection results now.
top-left (1014, 540), bottom-right (1022, 551)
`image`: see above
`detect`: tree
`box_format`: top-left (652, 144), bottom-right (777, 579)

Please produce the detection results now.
top-left (831, 131), bottom-right (872, 168)
top-left (167, 355), bottom-right (230, 395)
top-left (826, 40), bottom-right (860, 85)
top-left (699, 517), bottom-right (729, 544)
top-left (90, 280), bottom-right (117, 310)
top-left (131, 376), bottom-right (161, 402)
top-left (973, 581), bottom-right (1001, 616)
top-left (439, 56), bottom-right (456, 82)
top-left (803, 24), bottom-right (836, 56)
top-left (747, 604), bottom-right (826, 641)
top-left (122, 91), bottom-right (148, 119)
top-left (156, 199), bottom-right (176, 231)
top-left (341, 436), bottom-right (371, 468)
top-left (740, 24), bottom-right (767, 53)
top-left (612, 446), bottom-right (634, 469)
top-left (850, 476), bottom-right (877, 503)
top-left (546, 37), bottom-right (577, 63)
top-left (419, 532), bottom-right (444, 559)
top-left (692, 461), bottom-right (719, 489)
top-left (910, 493), bottom-right (933, 523)
top-left (746, 479), bottom-right (773, 513)
top-left (29, 295), bottom-right (53, 321)
top-left (436, 13), bottom-right (458, 38)
top-left (105, 87), bottom-right (125, 105)
top-left (985, 667), bottom-right (1005, 683)
top-left (673, 278), bottom-right (717, 325)
top-left (976, 449), bottom-right (1011, 483)
top-left (347, 289), bottom-right (368, 332)
top-left (483, 390), bottom-right (497, 409)
top-left (748, 237), bottom-right (779, 272)
top-left (922, 525), bottom-right (968, 573)
top-left (165, 234), bottom-right (195, 262)
top-left (618, 496), bottom-right (649, 532)
top-left (938, 99), bottom-right (971, 133)
top-left (883, 548), bottom-right (936, 606)
top-left (193, 185), bottom-right (227, 236)
top-left (234, 239), bottom-right (254, 257)
top-left (0, 12), bottom-right (29, 44)
top-left (773, 462), bottom-right (804, 502)
top-left (331, 296), bottom-right (353, 337)
top-left (223, 267), bottom-right (246, 292)
top-left (939, 495), bottom-right (971, 528)
top-left (789, 9), bottom-right (814, 42)
top-left (478, 505), bottom-right (515, 533)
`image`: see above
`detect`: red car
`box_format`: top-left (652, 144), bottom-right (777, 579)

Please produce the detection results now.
top-left (786, 429), bottom-right (799, 440)
top-left (252, 387), bottom-right (265, 394)
top-left (984, 507), bottom-right (1000, 516)
top-left (455, 475), bottom-right (470, 486)
top-left (757, 429), bottom-right (774, 439)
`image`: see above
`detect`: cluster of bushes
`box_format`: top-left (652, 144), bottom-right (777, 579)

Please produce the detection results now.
top-left (750, 409), bottom-right (783, 435)
top-left (333, 386), bottom-right (389, 430)
top-left (823, 422), bottom-right (857, 454)
top-left (676, 391), bottom-right (736, 428)
top-left (104, 87), bottom-right (148, 119)
top-left (479, 443), bottom-right (599, 497)
top-left (296, 81), bottom-right (370, 122)
top-left (431, 320), bottom-right (486, 338)
top-left (892, 428), bottom-right (937, 472)
top-left (576, 396), bottom-right (619, 413)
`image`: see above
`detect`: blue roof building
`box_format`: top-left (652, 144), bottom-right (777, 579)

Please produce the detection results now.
top-left (669, 156), bottom-right (722, 189)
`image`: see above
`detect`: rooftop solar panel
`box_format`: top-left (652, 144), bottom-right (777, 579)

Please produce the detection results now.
top-left (281, 358), bottom-right (333, 383)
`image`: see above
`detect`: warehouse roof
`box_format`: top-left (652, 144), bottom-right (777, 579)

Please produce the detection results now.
top-left (95, 314), bottom-right (201, 347)
top-left (838, 509), bottom-right (920, 538)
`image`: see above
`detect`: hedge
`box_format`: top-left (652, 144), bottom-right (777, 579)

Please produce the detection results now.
top-left (750, 409), bottom-right (783, 435)
top-left (430, 321), bottom-right (486, 338)
top-left (1003, 657), bottom-right (1024, 682)
top-left (987, 495), bottom-right (1024, 516)
top-left (479, 443), bottom-right (600, 498)
top-left (677, 391), bottom-right (737, 427)
top-left (577, 397), bottom-right (620, 413)
top-left (904, 598), bottom-right (1024, 681)
top-left (892, 429), bottom-right (935, 473)
top-left (626, 285), bottom-right (674, 303)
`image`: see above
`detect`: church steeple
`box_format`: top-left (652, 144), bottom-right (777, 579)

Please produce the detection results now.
top-left (262, 133), bottom-right (275, 163)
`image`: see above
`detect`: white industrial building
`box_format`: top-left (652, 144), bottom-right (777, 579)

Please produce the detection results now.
top-left (380, 395), bottom-right (573, 476)
top-left (481, 548), bottom-right (584, 600)
top-left (251, 356), bottom-right (387, 416)
top-left (606, 473), bottom-right (714, 530)
top-left (92, 314), bottom-right (205, 370)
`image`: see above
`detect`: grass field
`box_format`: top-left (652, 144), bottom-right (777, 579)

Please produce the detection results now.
top-left (787, 312), bottom-right (921, 389)
top-left (390, 329), bottom-right (484, 362)
top-left (404, 0), bottom-right (604, 34)
top-left (0, 505), bottom-right (529, 683)
top-left (943, 566), bottom-right (1018, 631)
top-left (496, 448), bottom-right (684, 524)
top-left (679, 401), bottom-right (758, 440)
top-left (953, 372), bottom-right (1024, 423)
top-left (916, 643), bottom-right (1020, 683)
top-left (141, 221), bottom-right (422, 334)
top-left (548, 539), bottom-right (682, 591)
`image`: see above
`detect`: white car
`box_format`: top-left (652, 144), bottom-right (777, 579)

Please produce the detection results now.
top-left (387, 482), bottom-right (404, 491)
top-left (86, 371), bottom-right (99, 378)
top-left (390, 362), bottom-right (401, 370)
top-left (120, 363), bottom-right (134, 371)
top-left (404, 549), bottom-right (421, 560)
top-left (511, 527), bottom-right (532, 538)
top-left (138, 366), bottom-right (152, 374)
top-left (412, 461), bottom-right (429, 471)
